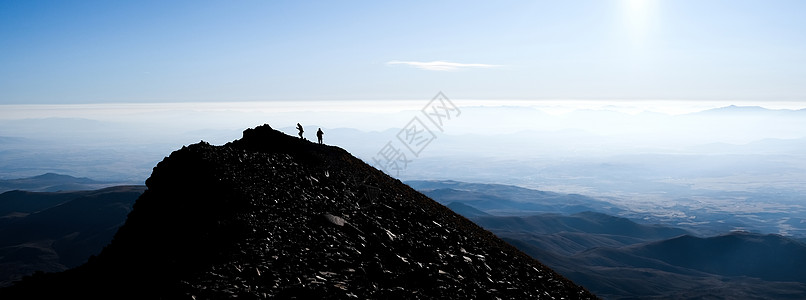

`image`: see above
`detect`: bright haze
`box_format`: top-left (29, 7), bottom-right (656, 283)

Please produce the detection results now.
top-left (1, 1), bottom-right (806, 236)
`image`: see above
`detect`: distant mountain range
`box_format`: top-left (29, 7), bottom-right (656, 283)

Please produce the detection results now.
top-left (415, 180), bottom-right (806, 299)
top-left (696, 105), bottom-right (806, 115)
top-left (471, 211), bottom-right (689, 256)
top-left (408, 180), bottom-right (622, 215)
top-left (0, 173), bottom-right (122, 193)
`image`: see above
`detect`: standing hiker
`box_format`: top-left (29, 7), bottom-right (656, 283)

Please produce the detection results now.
top-left (316, 128), bottom-right (324, 144)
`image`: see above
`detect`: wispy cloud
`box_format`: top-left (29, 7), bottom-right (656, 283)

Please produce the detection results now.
top-left (387, 60), bottom-right (501, 71)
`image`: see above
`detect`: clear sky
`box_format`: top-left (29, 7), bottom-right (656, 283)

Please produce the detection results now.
top-left (2, 0), bottom-right (806, 104)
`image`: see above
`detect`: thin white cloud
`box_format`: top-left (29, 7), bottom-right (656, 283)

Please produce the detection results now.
top-left (387, 60), bottom-right (501, 71)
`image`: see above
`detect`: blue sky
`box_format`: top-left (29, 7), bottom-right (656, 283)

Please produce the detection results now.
top-left (2, 0), bottom-right (805, 104)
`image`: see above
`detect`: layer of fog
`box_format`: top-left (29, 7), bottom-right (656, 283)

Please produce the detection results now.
top-left (2, 100), bottom-right (805, 180)
top-left (2, 100), bottom-right (805, 236)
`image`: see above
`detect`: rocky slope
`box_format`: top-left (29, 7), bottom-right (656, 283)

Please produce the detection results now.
top-left (1, 124), bottom-right (595, 299)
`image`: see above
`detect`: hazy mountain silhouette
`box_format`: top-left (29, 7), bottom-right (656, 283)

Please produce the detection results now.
top-left (409, 180), bottom-right (621, 215)
top-left (687, 137), bottom-right (806, 155)
top-left (0, 136), bottom-right (26, 143)
top-left (0, 173), bottom-right (119, 193)
top-left (694, 105), bottom-right (806, 115)
top-left (0, 124), bottom-right (595, 299)
top-left (446, 202), bottom-right (491, 217)
top-left (0, 186), bottom-right (145, 287)
top-left (700, 105), bottom-right (771, 114)
top-left (470, 212), bottom-right (689, 256)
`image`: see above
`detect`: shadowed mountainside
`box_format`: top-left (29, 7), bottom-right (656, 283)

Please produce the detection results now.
top-left (1, 124), bottom-right (595, 299)
top-left (557, 231), bottom-right (806, 300)
top-left (601, 232), bottom-right (806, 283)
top-left (0, 186), bottom-right (145, 287)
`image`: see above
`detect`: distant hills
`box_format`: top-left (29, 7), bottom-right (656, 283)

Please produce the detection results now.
top-left (619, 232), bottom-right (806, 282)
top-left (471, 211), bottom-right (689, 256)
top-left (696, 105), bottom-right (806, 115)
top-left (408, 180), bottom-right (622, 215)
top-left (556, 231), bottom-right (806, 300)
top-left (0, 186), bottom-right (145, 287)
top-left (0, 173), bottom-right (122, 193)
top-left (415, 180), bottom-right (806, 299)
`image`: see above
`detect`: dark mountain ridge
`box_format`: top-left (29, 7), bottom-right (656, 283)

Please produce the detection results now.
top-left (616, 232), bottom-right (806, 282)
top-left (561, 231), bottom-right (806, 299)
top-left (1, 124), bottom-right (595, 299)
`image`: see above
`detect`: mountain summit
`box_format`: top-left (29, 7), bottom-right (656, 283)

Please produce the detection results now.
top-left (2, 124), bottom-right (595, 299)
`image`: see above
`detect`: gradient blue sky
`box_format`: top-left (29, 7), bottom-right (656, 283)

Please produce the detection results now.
top-left (2, 0), bottom-right (805, 104)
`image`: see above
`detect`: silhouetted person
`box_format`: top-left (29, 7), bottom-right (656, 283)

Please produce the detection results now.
top-left (296, 123), bottom-right (304, 139)
top-left (316, 128), bottom-right (324, 144)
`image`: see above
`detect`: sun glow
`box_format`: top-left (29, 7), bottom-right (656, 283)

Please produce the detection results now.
top-left (621, 0), bottom-right (658, 44)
